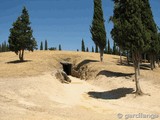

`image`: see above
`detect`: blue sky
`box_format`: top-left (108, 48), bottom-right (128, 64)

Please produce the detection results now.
top-left (0, 0), bottom-right (159, 51)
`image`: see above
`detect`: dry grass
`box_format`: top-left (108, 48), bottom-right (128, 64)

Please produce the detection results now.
top-left (1, 50), bottom-right (160, 84)
top-left (0, 50), bottom-right (128, 77)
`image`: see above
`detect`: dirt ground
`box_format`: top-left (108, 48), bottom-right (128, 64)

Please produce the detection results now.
top-left (0, 51), bottom-right (160, 120)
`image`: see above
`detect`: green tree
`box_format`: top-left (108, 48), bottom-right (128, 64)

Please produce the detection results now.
top-left (40, 41), bottom-right (43, 50)
top-left (81, 39), bottom-right (85, 52)
top-left (0, 41), bottom-right (9, 52)
top-left (113, 41), bottom-right (117, 55)
top-left (45, 40), bottom-right (48, 50)
top-left (110, 0), bottom-right (131, 64)
top-left (49, 47), bottom-right (57, 50)
top-left (6, 44), bottom-right (9, 52)
top-left (107, 39), bottom-right (111, 54)
top-left (59, 44), bottom-right (62, 51)
top-left (3, 41), bottom-right (7, 52)
top-left (0, 44), bottom-right (2, 52)
top-left (111, 0), bottom-right (150, 95)
top-left (141, 0), bottom-right (159, 70)
top-left (8, 7), bottom-right (37, 61)
top-left (92, 46), bottom-right (94, 52)
top-left (86, 47), bottom-right (89, 52)
top-left (157, 33), bottom-right (160, 66)
top-left (1, 43), bottom-right (4, 52)
top-left (90, 0), bottom-right (106, 62)
top-left (2, 43), bottom-right (4, 52)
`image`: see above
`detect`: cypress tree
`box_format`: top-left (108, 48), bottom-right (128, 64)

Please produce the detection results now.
top-left (8, 7), bottom-right (37, 61)
top-left (107, 39), bottom-right (112, 54)
top-left (158, 33), bottom-right (160, 67)
top-left (86, 47), bottom-right (89, 52)
top-left (40, 41), bottom-right (43, 50)
top-left (141, 0), bottom-right (159, 70)
top-left (6, 44), bottom-right (9, 52)
top-left (0, 41), bottom-right (9, 52)
top-left (3, 41), bottom-right (6, 52)
top-left (81, 39), bottom-right (85, 52)
top-left (111, 0), bottom-right (130, 62)
top-left (92, 46), bottom-right (94, 52)
top-left (0, 44), bottom-right (2, 52)
top-left (111, 0), bottom-right (150, 95)
top-left (113, 41), bottom-right (116, 55)
top-left (59, 44), bottom-right (62, 51)
top-left (90, 0), bottom-right (106, 62)
top-left (1, 43), bottom-right (4, 52)
top-left (2, 42), bottom-right (7, 52)
top-left (45, 40), bottom-right (48, 50)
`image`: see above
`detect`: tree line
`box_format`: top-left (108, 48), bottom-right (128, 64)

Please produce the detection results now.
top-left (81, 38), bottom-right (119, 55)
top-left (111, 0), bottom-right (160, 95)
top-left (90, 0), bottom-right (160, 95)
top-left (40, 40), bottom-right (62, 51)
top-left (0, 41), bottom-right (9, 52)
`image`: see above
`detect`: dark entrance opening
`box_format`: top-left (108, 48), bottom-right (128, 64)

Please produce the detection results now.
top-left (60, 62), bottom-right (72, 75)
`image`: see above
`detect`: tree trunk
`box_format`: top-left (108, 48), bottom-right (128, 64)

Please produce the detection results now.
top-left (19, 50), bottom-right (24, 61)
top-left (120, 50), bottom-right (122, 64)
top-left (150, 54), bottom-right (154, 70)
top-left (157, 58), bottom-right (160, 67)
top-left (133, 52), bottom-right (143, 95)
top-left (127, 50), bottom-right (129, 65)
top-left (100, 49), bottom-right (104, 62)
top-left (153, 55), bottom-right (156, 69)
top-left (144, 53), bottom-right (147, 63)
top-left (138, 61), bottom-right (140, 76)
top-left (22, 49), bottom-right (24, 61)
top-left (135, 64), bottom-right (143, 95)
top-left (150, 54), bottom-right (152, 70)
top-left (138, 52), bottom-right (141, 76)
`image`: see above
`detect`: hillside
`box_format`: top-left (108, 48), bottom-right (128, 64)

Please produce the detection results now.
top-left (0, 51), bottom-right (160, 120)
top-left (0, 50), bottom-right (160, 84)
top-left (0, 50), bottom-right (128, 77)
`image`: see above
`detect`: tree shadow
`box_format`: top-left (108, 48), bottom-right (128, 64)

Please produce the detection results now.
top-left (116, 62), bottom-right (133, 67)
top-left (88, 87), bottom-right (134, 100)
top-left (97, 70), bottom-right (134, 78)
top-left (140, 64), bottom-right (150, 70)
top-left (6, 60), bottom-right (32, 64)
top-left (117, 61), bottom-right (151, 70)
top-left (76, 59), bottom-right (99, 70)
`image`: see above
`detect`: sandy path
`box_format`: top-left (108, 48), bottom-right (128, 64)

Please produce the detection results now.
top-left (0, 73), bottom-right (160, 120)
top-left (0, 73), bottom-right (115, 120)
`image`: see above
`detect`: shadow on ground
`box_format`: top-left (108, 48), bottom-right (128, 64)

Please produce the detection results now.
top-left (97, 70), bottom-right (134, 77)
top-left (6, 60), bottom-right (32, 64)
top-left (88, 88), bottom-right (134, 100)
top-left (140, 64), bottom-right (150, 70)
top-left (116, 62), bottom-right (133, 67)
top-left (117, 61), bottom-right (151, 70)
top-left (76, 59), bottom-right (99, 70)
